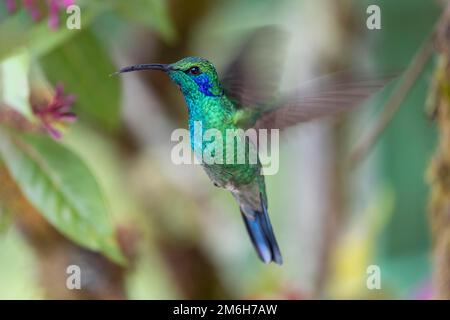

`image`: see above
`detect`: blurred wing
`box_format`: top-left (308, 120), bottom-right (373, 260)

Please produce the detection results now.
top-left (254, 72), bottom-right (397, 130)
top-left (221, 26), bottom-right (288, 108)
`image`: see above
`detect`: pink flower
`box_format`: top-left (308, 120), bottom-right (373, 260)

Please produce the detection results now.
top-left (23, 0), bottom-right (41, 21)
top-left (5, 0), bottom-right (16, 12)
top-left (4, 0), bottom-right (75, 29)
top-left (32, 84), bottom-right (76, 139)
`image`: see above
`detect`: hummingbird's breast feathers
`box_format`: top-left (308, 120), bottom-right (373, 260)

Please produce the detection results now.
top-left (187, 94), bottom-right (236, 131)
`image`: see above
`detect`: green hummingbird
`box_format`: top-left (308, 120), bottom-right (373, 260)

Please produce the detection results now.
top-left (115, 28), bottom-right (391, 265)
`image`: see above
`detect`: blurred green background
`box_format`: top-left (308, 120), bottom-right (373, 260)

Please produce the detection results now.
top-left (0, 0), bottom-right (441, 299)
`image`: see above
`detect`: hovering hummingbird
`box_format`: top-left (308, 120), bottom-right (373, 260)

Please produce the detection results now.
top-left (115, 27), bottom-right (392, 265)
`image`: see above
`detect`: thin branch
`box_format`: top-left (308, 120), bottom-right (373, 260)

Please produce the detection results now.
top-left (350, 30), bottom-right (436, 167)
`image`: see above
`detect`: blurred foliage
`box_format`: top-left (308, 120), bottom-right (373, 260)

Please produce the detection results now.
top-left (363, 0), bottom-right (440, 296)
top-left (0, 51), bottom-right (32, 118)
top-left (0, 0), bottom-right (175, 291)
top-left (0, 0), bottom-right (101, 60)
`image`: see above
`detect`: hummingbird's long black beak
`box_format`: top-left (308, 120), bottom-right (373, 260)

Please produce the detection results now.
top-left (111, 63), bottom-right (171, 76)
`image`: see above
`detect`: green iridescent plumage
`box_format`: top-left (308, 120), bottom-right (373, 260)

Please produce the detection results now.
top-left (166, 57), bottom-right (261, 188)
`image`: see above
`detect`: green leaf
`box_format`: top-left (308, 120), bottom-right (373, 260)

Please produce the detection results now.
top-left (0, 51), bottom-right (32, 118)
top-left (0, 130), bottom-right (126, 265)
top-left (40, 29), bottom-right (120, 131)
top-left (113, 0), bottom-right (176, 43)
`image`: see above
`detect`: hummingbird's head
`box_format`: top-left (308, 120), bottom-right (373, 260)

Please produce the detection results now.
top-left (167, 57), bottom-right (223, 97)
top-left (114, 56), bottom-right (224, 98)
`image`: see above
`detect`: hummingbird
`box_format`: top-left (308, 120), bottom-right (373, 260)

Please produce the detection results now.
top-left (115, 27), bottom-right (392, 265)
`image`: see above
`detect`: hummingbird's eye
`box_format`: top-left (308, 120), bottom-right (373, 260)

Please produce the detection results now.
top-left (186, 66), bottom-right (201, 76)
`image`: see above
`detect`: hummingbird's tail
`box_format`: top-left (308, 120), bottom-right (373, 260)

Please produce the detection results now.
top-left (240, 196), bottom-right (283, 265)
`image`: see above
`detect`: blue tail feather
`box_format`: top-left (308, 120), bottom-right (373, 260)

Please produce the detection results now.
top-left (240, 198), bottom-right (283, 265)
